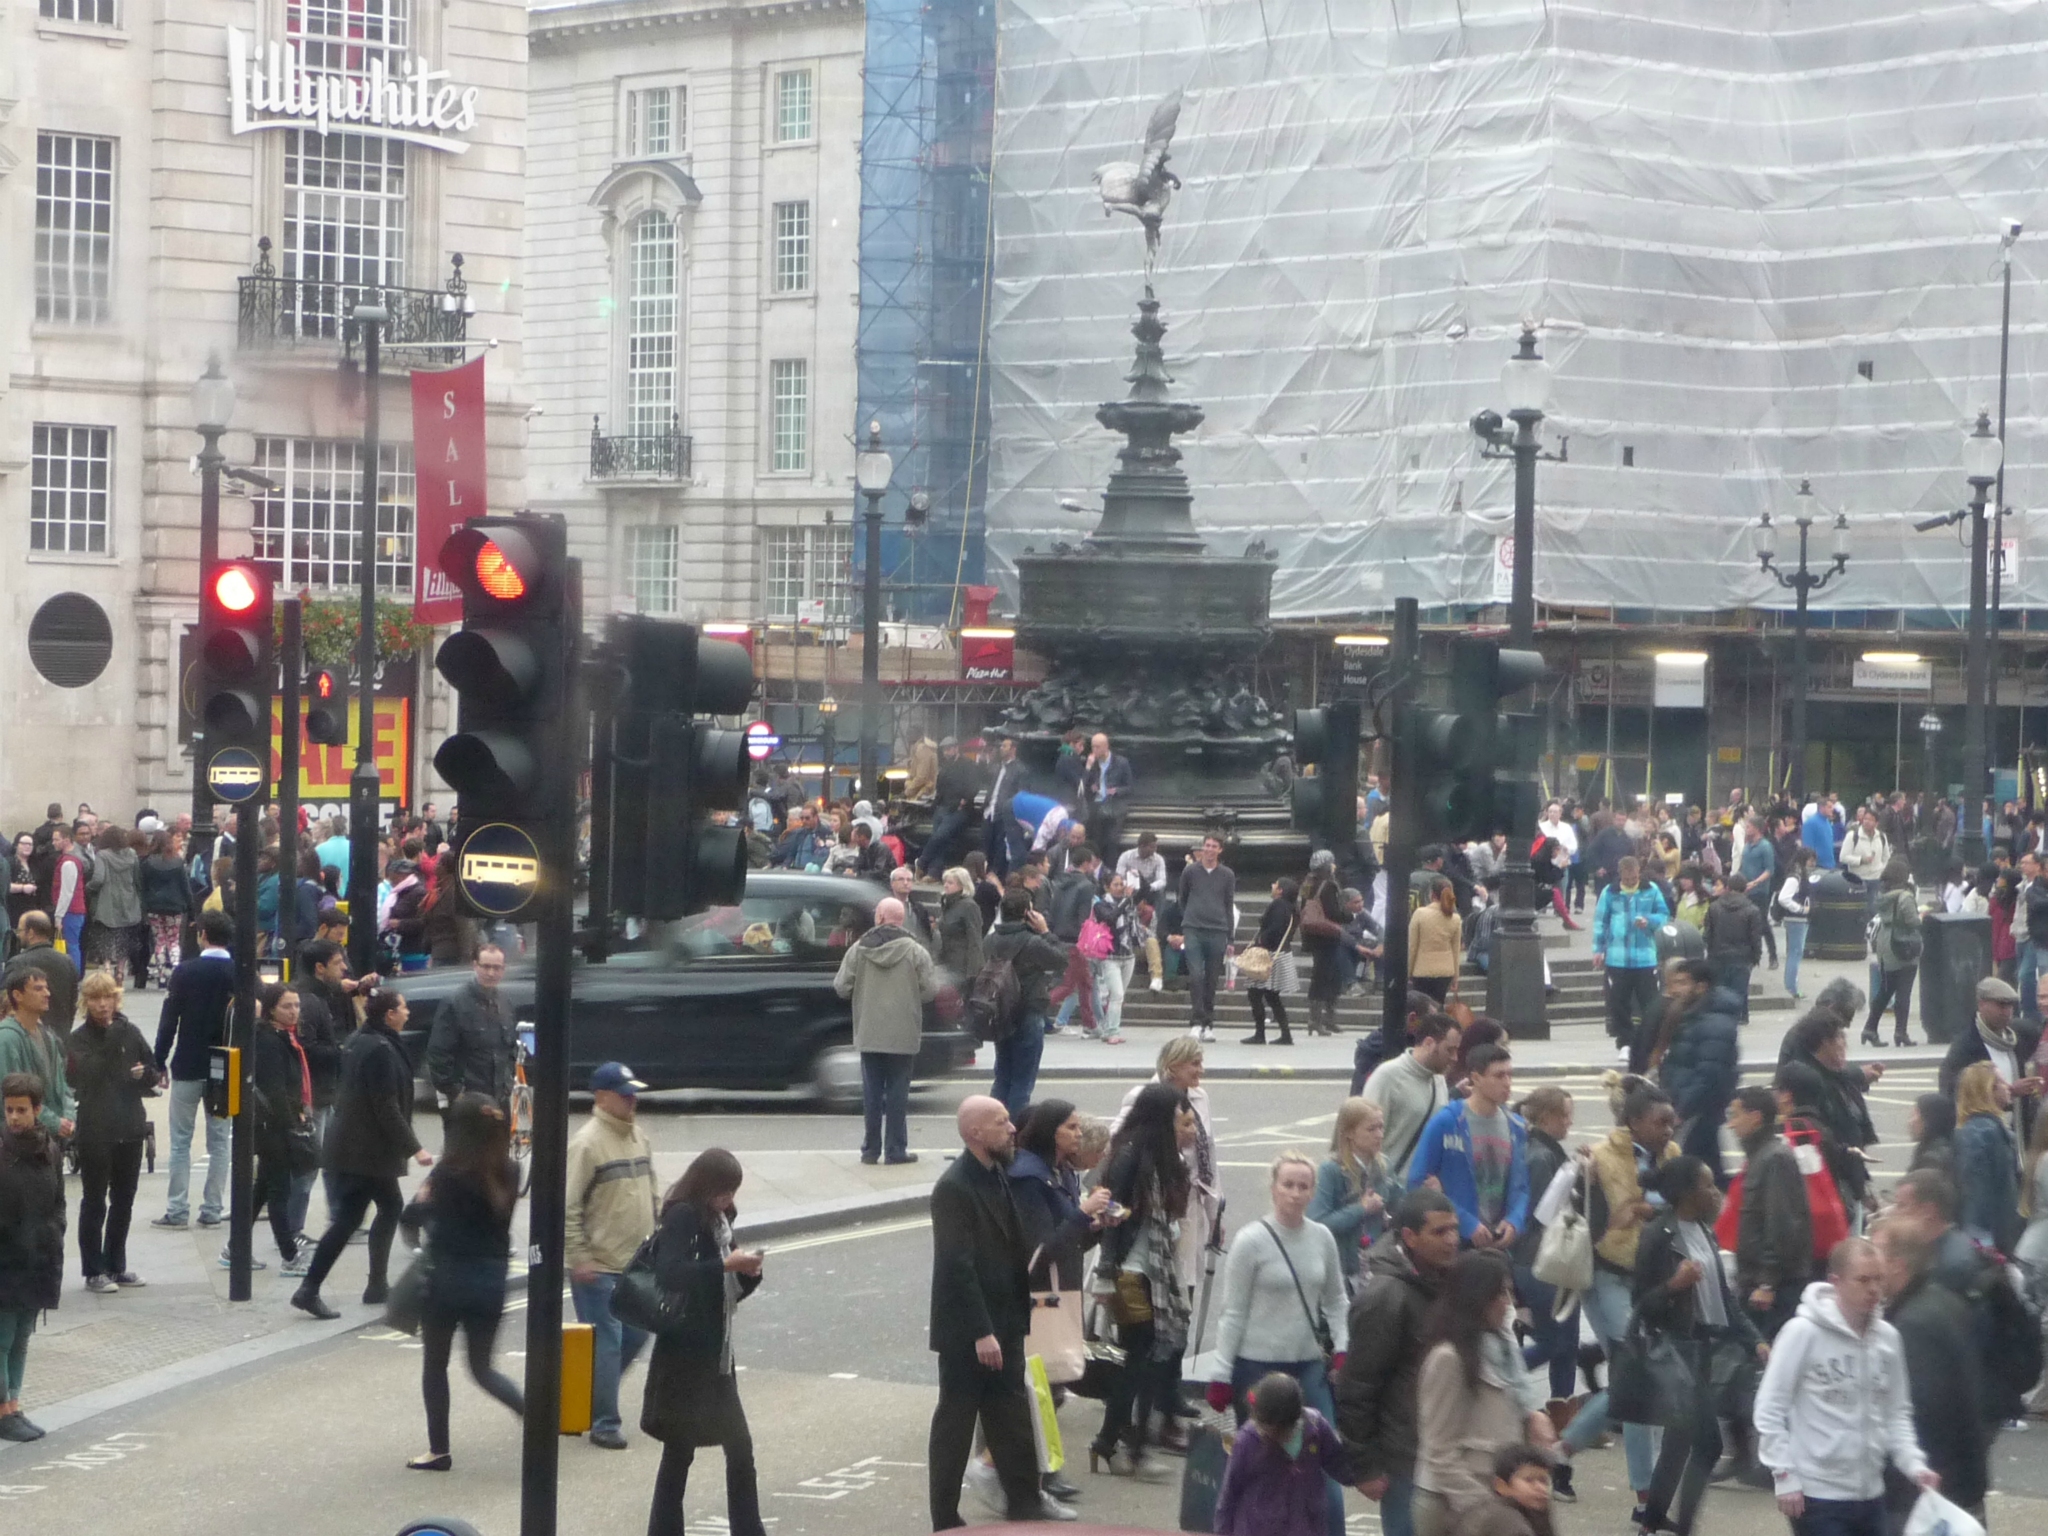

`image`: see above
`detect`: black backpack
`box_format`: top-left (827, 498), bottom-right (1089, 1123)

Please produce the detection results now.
top-left (966, 955), bottom-right (1023, 1043)
top-left (1968, 1253), bottom-right (2044, 1418)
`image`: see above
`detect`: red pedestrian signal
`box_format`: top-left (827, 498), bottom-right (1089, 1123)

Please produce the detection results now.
top-left (304, 668), bottom-right (348, 746)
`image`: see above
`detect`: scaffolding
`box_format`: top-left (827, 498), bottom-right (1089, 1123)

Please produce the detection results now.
top-left (855, 0), bottom-right (996, 626)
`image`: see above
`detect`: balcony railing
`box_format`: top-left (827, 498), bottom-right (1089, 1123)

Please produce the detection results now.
top-left (591, 415), bottom-right (692, 481)
top-left (237, 240), bottom-right (472, 369)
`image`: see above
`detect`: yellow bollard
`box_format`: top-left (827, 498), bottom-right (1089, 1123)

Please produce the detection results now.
top-left (559, 1322), bottom-right (595, 1435)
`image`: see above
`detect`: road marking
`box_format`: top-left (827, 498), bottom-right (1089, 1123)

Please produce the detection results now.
top-left (772, 1454), bottom-right (925, 1502)
top-left (0, 1432), bottom-right (166, 1501)
top-left (770, 1217), bottom-right (930, 1254)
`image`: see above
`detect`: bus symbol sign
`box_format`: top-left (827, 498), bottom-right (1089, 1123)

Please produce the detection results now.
top-left (207, 747), bottom-right (266, 804)
top-left (457, 822), bottom-right (543, 917)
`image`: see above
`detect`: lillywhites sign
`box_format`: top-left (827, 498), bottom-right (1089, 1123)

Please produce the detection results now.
top-left (227, 27), bottom-right (478, 153)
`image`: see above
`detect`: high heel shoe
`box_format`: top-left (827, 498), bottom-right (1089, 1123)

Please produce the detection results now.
top-left (1894, 1035), bottom-right (1917, 1048)
top-left (1087, 1442), bottom-right (1130, 1476)
top-left (1860, 1030), bottom-right (1883, 1048)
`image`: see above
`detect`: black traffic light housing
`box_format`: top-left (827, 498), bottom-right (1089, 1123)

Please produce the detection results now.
top-left (1404, 637), bottom-right (1547, 843)
top-left (1289, 700), bottom-right (1362, 852)
top-left (199, 559), bottom-right (275, 803)
top-left (604, 616), bottom-right (756, 920)
top-left (304, 668), bottom-right (348, 746)
top-left (433, 516), bottom-right (572, 920)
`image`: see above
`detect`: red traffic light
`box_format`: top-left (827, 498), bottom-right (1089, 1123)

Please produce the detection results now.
top-left (441, 523), bottom-right (547, 608)
top-left (213, 565), bottom-right (261, 613)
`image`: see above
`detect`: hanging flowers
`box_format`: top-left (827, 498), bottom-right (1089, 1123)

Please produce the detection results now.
top-left (282, 595), bottom-right (437, 668)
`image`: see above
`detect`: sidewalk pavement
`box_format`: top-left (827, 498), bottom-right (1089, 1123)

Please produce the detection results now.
top-left (25, 1092), bottom-right (939, 1441)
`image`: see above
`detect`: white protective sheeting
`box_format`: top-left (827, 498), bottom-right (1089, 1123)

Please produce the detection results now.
top-left (984, 0), bottom-right (2048, 620)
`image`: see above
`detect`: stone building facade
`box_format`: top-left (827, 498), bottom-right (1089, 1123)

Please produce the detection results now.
top-left (0, 0), bottom-right (526, 826)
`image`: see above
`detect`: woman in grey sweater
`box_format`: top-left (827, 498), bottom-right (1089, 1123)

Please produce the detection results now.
top-left (1204, 1153), bottom-right (1350, 1536)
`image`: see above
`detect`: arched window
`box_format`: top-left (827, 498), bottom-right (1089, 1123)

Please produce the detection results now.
top-left (626, 211), bottom-right (677, 437)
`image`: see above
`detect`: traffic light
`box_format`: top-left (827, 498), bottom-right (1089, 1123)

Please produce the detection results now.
top-left (433, 516), bottom-right (571, 920)
top-left (1405, 637), bottom-right (1546, 843)
top-left (304, 668), bottom-right (348, 746)
top-left (199, 559), bottom-right (274, 806)
top-left (605, 616), bottom-right (755, 920)
top-left (1290, 700), bottom-right (1362, 851)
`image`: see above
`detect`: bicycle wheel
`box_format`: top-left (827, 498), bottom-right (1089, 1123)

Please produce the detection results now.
top-left (509, 1083), bottom-right (534, 1194)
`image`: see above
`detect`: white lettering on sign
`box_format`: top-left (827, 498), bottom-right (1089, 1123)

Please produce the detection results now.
top-left (1852, 658), bottom-right (1933, 691)
top-left (227, 28), bottom-right (479, 154)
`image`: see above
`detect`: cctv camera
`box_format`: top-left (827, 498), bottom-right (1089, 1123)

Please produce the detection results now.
top-left (2007, 220), bottom-right (2024, 240)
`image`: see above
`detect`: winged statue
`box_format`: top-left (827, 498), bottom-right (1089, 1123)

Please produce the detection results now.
top-left (1092, 92), bottom-right (1183, 273)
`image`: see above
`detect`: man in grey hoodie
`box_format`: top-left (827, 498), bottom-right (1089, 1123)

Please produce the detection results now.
top-left (833, 896), bottom-right (939, 1166)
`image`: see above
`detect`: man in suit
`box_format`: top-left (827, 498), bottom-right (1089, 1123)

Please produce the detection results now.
top-left (150, 909), bottom-right (237, 1229)
top-left (981, 734), bottom-right (1027, 879)
top-left (928, 1094), bottom-right (1073, 1529)
top-left (1079, 732), bottom-right (1134, 858)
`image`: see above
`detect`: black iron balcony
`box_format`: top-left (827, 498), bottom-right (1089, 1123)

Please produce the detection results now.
top-left (591, 415), bottom-right (691, 481)
top-left (238, 240), bottom-right (472, 368)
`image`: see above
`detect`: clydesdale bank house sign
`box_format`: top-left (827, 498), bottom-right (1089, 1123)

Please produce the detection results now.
top-left (227, 26), bottom-right (479, 153)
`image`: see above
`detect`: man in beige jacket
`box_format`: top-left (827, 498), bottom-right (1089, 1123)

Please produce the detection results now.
top-left (566, 1061), bottom-right (661, 1450)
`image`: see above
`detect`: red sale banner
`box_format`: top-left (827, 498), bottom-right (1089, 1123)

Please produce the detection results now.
top-left (410, 354), bottom-right (487, 624)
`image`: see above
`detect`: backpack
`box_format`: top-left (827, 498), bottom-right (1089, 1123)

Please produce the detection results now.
top-left (966, 955), bottom-right (1023, 1043)
top-left (1077, 915), bottom-right (1114, 960)
top-left (1968, 1254), bottom-right (2044, 1418)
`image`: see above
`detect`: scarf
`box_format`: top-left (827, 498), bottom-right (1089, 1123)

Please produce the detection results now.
top-left (1978, 1015), bottom-right (2020, 1054)
top-left (282, 1026), bottom-right (312, 1107)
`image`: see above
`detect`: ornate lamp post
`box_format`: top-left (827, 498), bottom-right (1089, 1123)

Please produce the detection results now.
top-left (187, 356), bottom-right (237, 923)
top-left (853, 422), bottom-right (895, 796)
top-left (1753, 480), bottom-right (1851, 806)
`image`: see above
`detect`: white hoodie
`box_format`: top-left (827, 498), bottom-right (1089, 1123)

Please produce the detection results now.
top-left (1752, 1281), bottom-right (1928, 1501)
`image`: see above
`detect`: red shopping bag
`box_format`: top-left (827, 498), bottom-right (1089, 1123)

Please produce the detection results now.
top-left (1786, 1126), bottom-right (1851, 1263)
top-left (1714, 1170), bottom-right (1745, 1252)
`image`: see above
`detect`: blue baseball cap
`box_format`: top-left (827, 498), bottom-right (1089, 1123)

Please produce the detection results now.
top-left (589, 1062), bottom-right (648, 1095)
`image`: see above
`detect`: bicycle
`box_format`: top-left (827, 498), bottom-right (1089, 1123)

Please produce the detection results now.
top-left (509, 1025), bottom-right (534, 1194)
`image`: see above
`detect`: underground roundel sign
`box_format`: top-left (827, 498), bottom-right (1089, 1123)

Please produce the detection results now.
top-left (456, 821), bottom-right (543, 917)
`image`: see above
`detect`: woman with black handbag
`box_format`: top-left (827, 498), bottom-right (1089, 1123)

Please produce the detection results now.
top-left (1625, 1155), bottom-right (1766, 1536)
top-left (250, 984), bottom-right (313, 1276)
top-left (406, 1094), bottom-right (524, 1471)
top-left (641, 1148), bottom-right (766, 1536)
top-left (1088, 1082), bottom-right (1192, 1479)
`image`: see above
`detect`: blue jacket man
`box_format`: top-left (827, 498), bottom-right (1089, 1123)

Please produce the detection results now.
top-left (1800, 800), bottom-right (1838, 869)
top-left (1406, 1043), bottom-right (1529, 1245)
top-left (1593, 867), bottom-right (1671, 970)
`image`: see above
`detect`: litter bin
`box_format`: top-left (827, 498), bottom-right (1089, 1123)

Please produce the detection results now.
top-left (1919, 911), bottom-right (1992, 1046)
top-left (1806, 870), bottom-right (1871, 962)
top-left (1654, 921), bottom-right (1705, 966)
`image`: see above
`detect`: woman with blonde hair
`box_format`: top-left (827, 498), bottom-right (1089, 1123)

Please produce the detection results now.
top-left (1954, 1061), bottom-right (2020, 1252)
top-left (1408, 880), bottom-right (1462, 1004)
top-left (1308, 1097), bottom-right (1402, 1292)
top-left (1204, 1151), bottom-right (1349, 1536)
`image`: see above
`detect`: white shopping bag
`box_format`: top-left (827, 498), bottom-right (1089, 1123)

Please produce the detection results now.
top-left (1903, 1489), bottom-right (1985, 1536)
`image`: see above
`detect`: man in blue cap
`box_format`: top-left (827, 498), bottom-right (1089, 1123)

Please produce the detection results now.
top-left (566, 1061), bottom-right (660, 1450)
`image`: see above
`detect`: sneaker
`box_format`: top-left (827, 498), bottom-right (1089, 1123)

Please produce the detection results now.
top-left (965, 1460), bottom-right (1005, 1518)
top-left (1149, 977), bottom-right (1163, 992)
top-left (219, 1246), bottom-right (268, 1271)
top-left (85, 1274), bottom-right (119, 1294)
top-left (1615, 1043), bottom-right (1631, 1063)
top-left (281, 1252), bottom-right (311, 1277)
top-left (589, 1428), bottom-right (629, 1451)
top-left (884, 1153), bottom-right (920, 1166)
top-left (113, 1272), bottom-right (146, 1288)
top-left (197, 1212), bottom-right (223, 1227)
top-left (1549, 1463), bottom-right (1576, 1503)
top-left (149, 1214), bottom-right (189, 1229)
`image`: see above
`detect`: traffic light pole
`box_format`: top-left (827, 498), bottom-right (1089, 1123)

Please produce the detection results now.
top-left (227, 797), bottom-right (260, 1301)
top-left (347, 306), bottom-right (387, 980)
top-left (520, 562), bottom-right (583, 1536)
top-left (187, 422), bottom-right (225, 956)
top-left (279, 599), bottom-right (302, 978)
top-left (1382, 598), bottom-right (1419, 1045)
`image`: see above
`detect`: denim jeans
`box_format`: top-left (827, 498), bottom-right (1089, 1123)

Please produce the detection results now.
top-left (2021, 940), bottom-right (2042, 1024)
top-left (991, 1014), bottom-right (1045, 1121)
top-left (1783, 918), bottom-right (1809, 996)
top-left (571, 1271), bottom-right (649, 1436)
top-left (1379, 1471), bottom-right (1417, 1536)
top-left (1708, 959), bottom-right (1751, 1021)
top-left (61, 913), bottom-right (84, 971)
top-left (1093, 955), bottom-right (1132, 1038)
top-left (1182, 927), bottom-right (1230, 1029)
top-left (1514, 1265), bottom-right (1581, 1400)
top-left (1791, 1497), bottom-right (1888, 1536)
top-left (164, 1076), bottom-right (230, 1222)
top-left (859, 1051), bottom-right (914, 1162)
top-left (1568, 1267), bottom-right (1660, 1491)
top-left (920, 807), bottom-right (971, 877)
top-left (1228, 1356), bottom-right (1345, 1536)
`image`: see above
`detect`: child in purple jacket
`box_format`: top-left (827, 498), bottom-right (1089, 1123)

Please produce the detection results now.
top-left (1214, 1373), bottom-right (1349, 1536)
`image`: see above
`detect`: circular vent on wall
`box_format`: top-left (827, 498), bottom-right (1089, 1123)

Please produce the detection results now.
top-left (28, 593), bottom-right (114, 688)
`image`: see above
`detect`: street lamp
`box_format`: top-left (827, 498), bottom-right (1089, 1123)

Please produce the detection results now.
top-left (1955, 410), bottom-right (2005, 865)
top-left (187, 354), bottom-right (237, 936)
top-left (1920, 709), bottom-right (1945, 798)
top-left (853, 421), bottom-right (895, 796)
top-left (1754, 480), bottom-right (1851, 806)
top-left (1990, 224), bottom-right (2021, 754)
top-left (346, 302), bottom-right (388, 978)
top-left (817, 694), bottom-right (839, 804)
